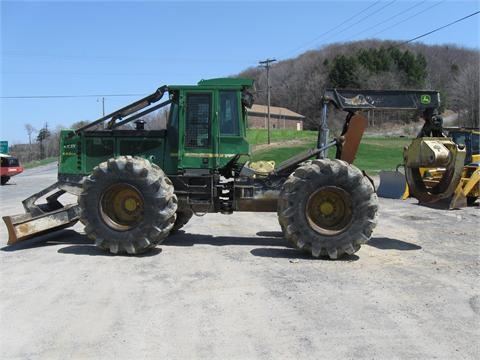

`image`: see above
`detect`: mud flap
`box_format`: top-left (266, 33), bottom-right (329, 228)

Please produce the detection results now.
top-left (377, 170), bottom-right (408, 199)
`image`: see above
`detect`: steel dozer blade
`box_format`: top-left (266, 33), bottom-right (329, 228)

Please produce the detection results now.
top-left (3, 205), bottom-right (80, 245)
top-left (404, 137), bottom-right (466, 204)
top-left (377, 169), bottom-right (408, 199)
top-left (2, 182), bottom-right (80, 245)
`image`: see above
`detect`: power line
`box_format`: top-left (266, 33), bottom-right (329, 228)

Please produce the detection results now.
top-left (347, 1), bottom-right (427, 41)
top-left (281, 1), bottom-right (382, 58)
top-left (370, 1), bottom-right (445, 37)
top-left (1, 93), bottom-right (145, 99)
top-left (400, 10), bottom-right (480, 45)
top-left (0, 52), bottom-right (253, 64)
top-left (321, 0), bottom-right (398, 44)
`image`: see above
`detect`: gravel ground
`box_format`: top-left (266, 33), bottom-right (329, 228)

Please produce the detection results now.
top-left (0, 163), bottom-right (479, 359)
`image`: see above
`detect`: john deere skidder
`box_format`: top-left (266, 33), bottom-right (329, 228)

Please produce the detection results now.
top-left (3, 79), bottom-right (461, 259)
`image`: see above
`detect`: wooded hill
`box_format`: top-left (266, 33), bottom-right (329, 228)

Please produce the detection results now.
top-left (238, 40), bottom-right (479, 131)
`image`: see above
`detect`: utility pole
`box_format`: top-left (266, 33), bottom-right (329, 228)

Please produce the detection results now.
top-left (97, 97), bottom-right (106, 129)
top-left (97, 97), bottom-right (105, 116)
top-left (259, 58), bottom-right (276, 144)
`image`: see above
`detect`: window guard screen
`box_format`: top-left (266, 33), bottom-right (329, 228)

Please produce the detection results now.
top-left (185, 93), bottom-right (211, 148)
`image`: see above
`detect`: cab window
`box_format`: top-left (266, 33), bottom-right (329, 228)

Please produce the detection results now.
top-left (219, 91), bottom-right (239, 136)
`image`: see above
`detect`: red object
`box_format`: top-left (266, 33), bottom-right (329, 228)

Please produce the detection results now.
top-left (1, 155), bottom-right (23, 184)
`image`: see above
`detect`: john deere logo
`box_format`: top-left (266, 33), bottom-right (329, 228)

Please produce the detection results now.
top-left (421, 94), bottom-right (431, 104)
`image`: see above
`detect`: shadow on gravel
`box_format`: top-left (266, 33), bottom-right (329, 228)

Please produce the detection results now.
top-left (57, 246), bottom-right (162, 257)
top-left (256, 231), bottom-right (283, 238)
top-left (169, 231), bottom-right (359, 261)
top-left (2, 228), bottom-right (293, 257)
top-left (412, 198), bottom-right (468, 210)
top-left (250, 247), bottom-right (359, 261)
top-left (3, 229), bottom-right (376, 260)
top-left (1, 229), bottom-right (91, 252)
top-left (165, 231), bottom-right (293, 248)
top-left (0, 229), bottom-right (161, 257)
top-left (366, 237), bottom-right (421, 251)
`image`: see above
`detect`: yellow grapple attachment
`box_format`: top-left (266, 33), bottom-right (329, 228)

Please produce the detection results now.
top-left (404, 137), bottom-right (466, 204)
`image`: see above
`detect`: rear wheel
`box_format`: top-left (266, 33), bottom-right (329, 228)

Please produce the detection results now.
top-left (277, 159), bottom-right (378, 259)
top-left (79, 156), bottom-right (177, 254)
top-left (1, 176), bottom-right (10, 185)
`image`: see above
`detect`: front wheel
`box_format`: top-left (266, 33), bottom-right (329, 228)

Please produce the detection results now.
top-left (79, 156), bottom-right (177, 254)
top-left (277, 159), bottom-right (378, 259)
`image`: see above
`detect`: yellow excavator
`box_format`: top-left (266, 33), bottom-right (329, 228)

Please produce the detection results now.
top-left (446, 128), bottom-right (480, 207)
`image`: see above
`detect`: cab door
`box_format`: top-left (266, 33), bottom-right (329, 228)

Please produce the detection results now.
top-left (216, 90), bottom-right (249, 168)
top-left (179, 90), bottom-right (216, 170)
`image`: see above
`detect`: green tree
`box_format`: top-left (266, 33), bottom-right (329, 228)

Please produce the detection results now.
top-left (358, 47), bottom-right (391, 72)
top-left (328, 55), bottom-right (360, 88)
top-left (396, 51), bottom-right (427, 87)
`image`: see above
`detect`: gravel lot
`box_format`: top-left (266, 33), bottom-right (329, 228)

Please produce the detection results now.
top-left (0, 163), bottom-right (479, 359)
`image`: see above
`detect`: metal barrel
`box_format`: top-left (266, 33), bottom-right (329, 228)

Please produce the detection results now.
top-left (377, 170), bottom-right (408, 199)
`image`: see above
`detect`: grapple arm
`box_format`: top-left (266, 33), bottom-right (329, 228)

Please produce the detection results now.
top-left (320, 88), bottom-right (441, 163)
top-left (72, 85), bottom-right (169, 133)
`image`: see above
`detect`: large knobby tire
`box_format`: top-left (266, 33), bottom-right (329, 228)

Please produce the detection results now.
top-left (277, 159), bottom-right (378, 259)
top-left (78, 156), bottom-right (177, 255)
top-left (172, 209), bottom-right (194, 232)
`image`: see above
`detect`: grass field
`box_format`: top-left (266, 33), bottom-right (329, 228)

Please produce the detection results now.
top-left (355, 137), bottom-right (412, 172)
top-left (247, 129), bottom-right (412, 174)
top-left (247, 129), bottom-right (316, 145)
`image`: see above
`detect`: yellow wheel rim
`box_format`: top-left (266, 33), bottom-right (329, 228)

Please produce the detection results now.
top-left (100, 183), bottom-right (144, 231)
top-left (306, 186), bottom-right (352, 235)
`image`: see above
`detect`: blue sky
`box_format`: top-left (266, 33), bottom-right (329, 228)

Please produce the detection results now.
top-left (1, 0), bottom-right (479, 145)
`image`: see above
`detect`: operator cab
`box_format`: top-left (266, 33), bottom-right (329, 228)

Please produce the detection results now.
top-left (446, 128), bottom-right (480, 165)
top-left (167, 78), bottom-right (254, 172)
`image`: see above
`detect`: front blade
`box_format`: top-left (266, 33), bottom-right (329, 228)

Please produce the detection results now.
top-left (3, 204), bottom-right (80, 245)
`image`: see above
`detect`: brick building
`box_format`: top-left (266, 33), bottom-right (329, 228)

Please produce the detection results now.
top-left (247, 104), bottom-right (304, 130)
